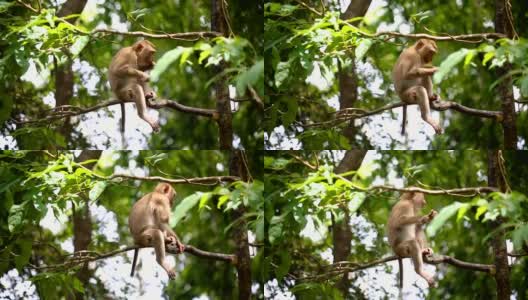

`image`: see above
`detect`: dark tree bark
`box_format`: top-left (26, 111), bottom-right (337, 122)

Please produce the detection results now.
top-left (70, 150), bottom-right (101, 300)
top-left (212, 0), bottom-right (233, 149)
top-left (332, 150), bottom-right (367, 295)
top-left (338, 0), bottom-right (372, 144)
top-left (229, 150), bottom-right (251, 299)
top-left (494, 0), bottom-right (517, 149)
top-left (55, 0), bottom-right (88, 144)
top-left (487, 150), bottom-right (511, 299)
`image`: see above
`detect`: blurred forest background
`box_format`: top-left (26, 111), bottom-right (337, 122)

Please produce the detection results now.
top-left (0, 0), bottom-right (263, 150)
top-left (264, 0), bottom-right (528, 149)
top-left (0, 150), bottom-right (264, 299)
top-left (264, 150), bottom-right (528, 299)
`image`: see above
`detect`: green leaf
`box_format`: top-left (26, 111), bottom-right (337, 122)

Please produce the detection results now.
top-left (276, 251), bottom-right (291, 280)
top-left (520, 75), bottom-right (528, 98)
top-left (275, 61), bottom-right (290, 88)
top-left (268, 222), bottom-right (282, 245)
top-left (179, 47), bottom-right (194, 67)
top-left (8, 202), bottom-right (27, 232)
top-left (355, 39), bottom-right (373, 62)
top-left (89, 181), bottom-right (107, 201)
top-left (70, 36), bottom-right (89, 57)
top-left (150, 47), bottom-right (185, 82)
top-left (171, 193), bottom-right (202, 226)
top-left (235, 59), bottom-right (263, 96)
top-left (512, 224), bottom-right (528, 250)
top-left (463, 49), bottom-right (477, 70)
top-left (255, 216), bottom-right (264, 241)
top-left (14, 239), bottom-right (32, 270)
top-left (433, 48), bottom-right (468, 84)
top-left (426, 202), bottom-right (466, 236)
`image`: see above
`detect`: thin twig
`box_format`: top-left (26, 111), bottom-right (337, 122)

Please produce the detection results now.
top-left (108, 174), bottom-right (240, 185)
top-left (89, 29), bottom-right (221, 41)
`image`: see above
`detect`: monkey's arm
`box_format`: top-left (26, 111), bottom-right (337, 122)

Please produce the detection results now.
top-left (406, 66), bottom-right (437, 79)
top-left (394, 215), bottom-right (424, 226)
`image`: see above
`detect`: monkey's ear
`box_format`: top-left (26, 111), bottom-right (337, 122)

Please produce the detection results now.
top-left (162, 184), bottom-right (171, 194)
top-left (415, 39), bottom-right (425, 50)
top-left (133, 41), bottom-right (145, 52)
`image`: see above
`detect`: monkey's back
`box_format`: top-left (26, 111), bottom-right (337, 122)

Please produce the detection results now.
top-left (387, 201), bottom-right (417, 248)
top-left (392, 47), bottom-right (423, 96)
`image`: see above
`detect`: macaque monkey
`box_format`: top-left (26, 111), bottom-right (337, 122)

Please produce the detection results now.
top-left (128, 183), bottom-right (185, 279)
top-left (387, 190), bottom-right (438, 287)
top-left (392, 39), bottom-right (442, 135)
top-left (109, 40), bottom-right (160, 133)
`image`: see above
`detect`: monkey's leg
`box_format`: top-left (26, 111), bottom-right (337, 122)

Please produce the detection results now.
top-left (127, 84), bottom-right (160, 132)
top-left (411, 86), bottom-right (442, 135)
top-left (407, 240), bottom-right (434, 286)
top-left (139, 228), bottom-right (176, 279)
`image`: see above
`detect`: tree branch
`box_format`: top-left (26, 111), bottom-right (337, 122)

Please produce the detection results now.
top-left (14, 98), bottom-right (218, 125)
top-left (107, 174), bottom-right (240, 185)
top-left (344, 183), bottom-right (498, 197)
top-left (303, 100), bottom-right (502, 128)
top-left (341, 22), bottom-right (507, 43)
top-left (30, 243), bottom-right (236, 271)
top-left (300, 254), bottom-right (494, 282)
top-left (89, 29), bottom-right (221, 41)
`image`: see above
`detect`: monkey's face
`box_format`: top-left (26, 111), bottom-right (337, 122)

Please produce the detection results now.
top-left (416, 39), bottom-right (437, 63)
top-left (412, 192), bottom-right (427, 208)
top-left (138, 48), bottom-right (156, 71)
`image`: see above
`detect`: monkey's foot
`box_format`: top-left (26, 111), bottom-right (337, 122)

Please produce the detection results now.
top-left (166, 269), bottom-right (176, 280)
top-left (419, 271), bottom-right (435, 287)
top-left (149, 120), bottom-right (161, 133)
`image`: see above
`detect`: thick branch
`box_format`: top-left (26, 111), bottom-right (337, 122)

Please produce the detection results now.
top-left (303, 100), bottom-right (502, 128)
top-left (89, 29), bottom-right (221, 40)
top-left (300, 254), bottom-right (494, 282)
top-left (108, 174), bottom-right (240, 185)
top-left (31, 243), bottom-right (236, 271)
top-left (14, 98), bottom-right (217, 125)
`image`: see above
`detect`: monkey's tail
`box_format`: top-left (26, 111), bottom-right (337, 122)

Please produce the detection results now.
top-left (401, 105), bottom-right (407, 135)
top-left (120, 102), bottom-right (125, 133)
top-left (398, 257), bottom-right (403, 299)
top-left (130, 248), bottom-right (139, 277)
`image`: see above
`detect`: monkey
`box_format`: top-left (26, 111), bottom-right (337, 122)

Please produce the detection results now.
top-left (387, 189), bottom-right (438, 288)
top-left (392, 39), bottom-right (442, 135)
top-left (109, 40), bottom-right (160, 133)
top-left (128, 183), bottom-right (185, 279)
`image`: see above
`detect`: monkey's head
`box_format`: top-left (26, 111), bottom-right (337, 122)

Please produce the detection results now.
top-left (415, 39), bottom-right (437, 64)
top-left (155, 183), bottom-right (177, 206)
top-left (401, 190), bottom-right (427, 208)
top-left (133, 40), bottom-right (157, 71)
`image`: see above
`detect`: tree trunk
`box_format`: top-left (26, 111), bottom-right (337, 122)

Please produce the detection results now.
top-left (338, 0), bottom-right (372, 144)
top-left (494, 0), bottom-right (517, 149)
top-left (487, 150), bottom-right (511, 299)
top-left (55, 0), bottom-right (88, 145)
top-left (332, 150), bottom-right (367, 295)
top-left (71, 150), bottom-right (101, 300)
top-left (229, 150), bottom-right (251, 299)
top-left (212, 0), bottom-right (233, 149)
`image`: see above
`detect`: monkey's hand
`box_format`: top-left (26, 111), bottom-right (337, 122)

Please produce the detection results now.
top-left (175, 240), bottom-right (185, 254)
top-left (424, 210), bottom-right (438, 223)
top-left (421, 67), bottom-right (438, 76)
top-left (137, 71), bottom-right (150, 82)
top-left (429, 94), bottom-right (439, 102)
top-left (422, 247), bottom-right (434, 256)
